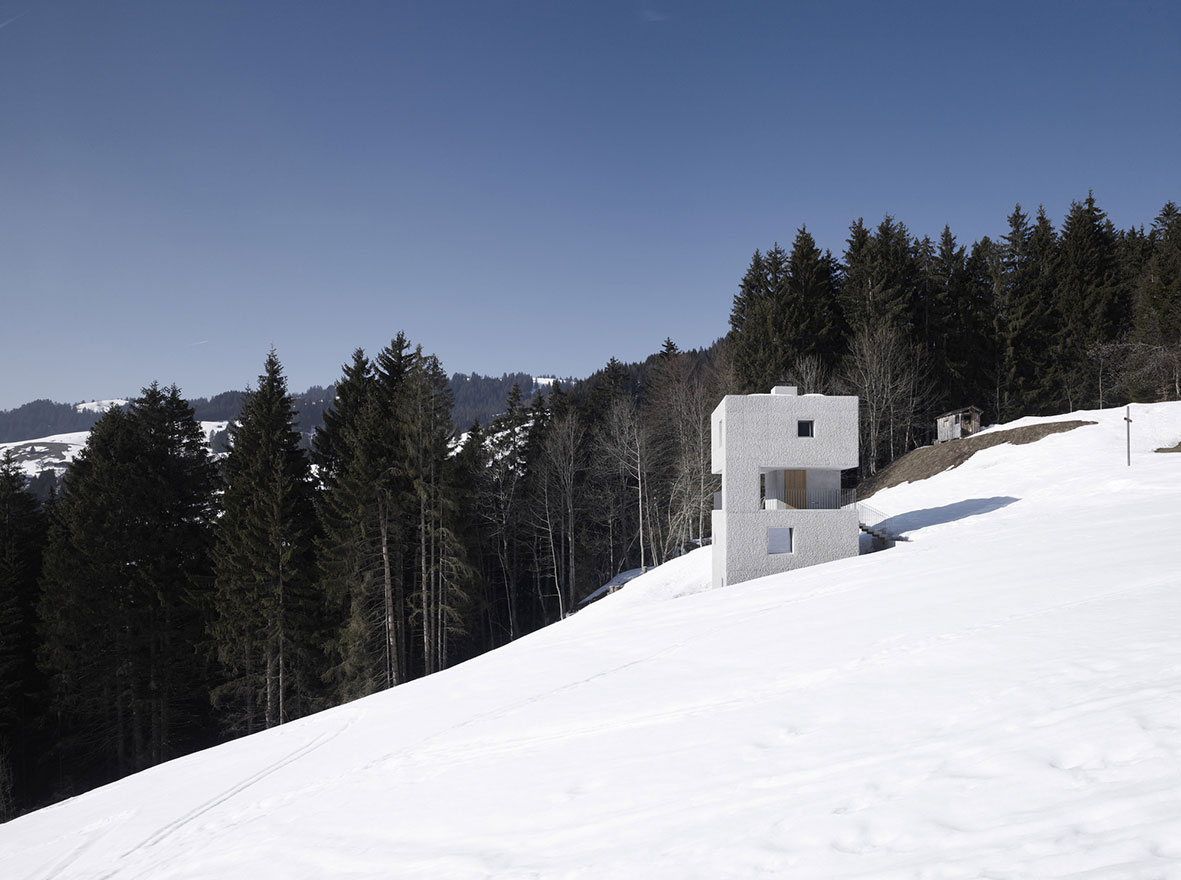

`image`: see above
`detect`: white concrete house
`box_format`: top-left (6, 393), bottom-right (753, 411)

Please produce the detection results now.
top-left (711, 386), bottom-right (859, 589)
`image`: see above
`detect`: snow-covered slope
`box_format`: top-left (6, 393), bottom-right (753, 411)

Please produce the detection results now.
top-left (0, 430), bottom-right (93, 480)
top-left (4, 404), bottom-right (1181, 878)
top-left (74, 399), bottom-right (130, 414)
top-left (0, 422), bottom-right (229, 479)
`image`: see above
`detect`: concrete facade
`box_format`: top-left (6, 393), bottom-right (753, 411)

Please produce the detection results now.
top-left (711, 386), bottom-right (859, 589)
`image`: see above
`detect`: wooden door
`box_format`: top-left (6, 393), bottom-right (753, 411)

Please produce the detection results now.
top-left (784, 469), bottom-right (807, 509)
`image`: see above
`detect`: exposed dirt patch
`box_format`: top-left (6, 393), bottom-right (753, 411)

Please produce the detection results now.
top-left (858, 420), bottom-right (1097, 499)
top-left (1156, 441), bottom-right (1181, 453)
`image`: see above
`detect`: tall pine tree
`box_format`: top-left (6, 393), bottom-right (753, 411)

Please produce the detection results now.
top-left (211, 350), bottom-right (321, 735)
top-left (0, 452), bottom-right (46, 818)
top-left (1051, 192), bottom-right (1124, 409)
top-left (317, 335), bottom-right (418, 698)
top-left (38, 385), bottom-right (217, 794)
top-left (1129, 202), bottom-right (1181, 399)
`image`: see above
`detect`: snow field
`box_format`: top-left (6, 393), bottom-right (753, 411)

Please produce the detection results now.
top-left (2, 403), bottom-right (1181, 878)
top-left (74, 399), bottom-right (130, 414)
top-left (0, 422), bottom-right (228, 478)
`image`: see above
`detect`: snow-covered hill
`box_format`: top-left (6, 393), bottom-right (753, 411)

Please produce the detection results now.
top-left (4, 404), bottom-right (1181, 878)
top-left (74, 399), bottom-right (130, 414)
top-left (0, 422), bottom-right (229, 480)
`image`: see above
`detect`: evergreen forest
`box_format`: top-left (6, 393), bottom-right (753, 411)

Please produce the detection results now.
top-left (2, 194), bottom-right (1179, 819)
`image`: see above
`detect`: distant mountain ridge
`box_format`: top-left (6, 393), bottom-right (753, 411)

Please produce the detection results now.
top-left (449, 372), bottom-right (570, 429)
top-left (0, 421), bottom-right (231, 503)
top-left (0, 373), bottom-right (567, 445)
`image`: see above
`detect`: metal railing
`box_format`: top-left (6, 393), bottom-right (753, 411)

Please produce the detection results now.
top-left (854, 501), bottom-right (888, 525)
top-left (854, 501), bottom-right (909, 543)
top-left (763, 487), bottom-right (858, 511)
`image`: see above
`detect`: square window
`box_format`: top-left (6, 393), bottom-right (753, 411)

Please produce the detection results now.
top-left (767, 527), bottom-right (793, 554)
top-left (797, 420), bottom-right (814, 438)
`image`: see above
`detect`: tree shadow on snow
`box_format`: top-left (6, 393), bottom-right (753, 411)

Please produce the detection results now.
top-left (877, 496), bottom-right (1019, 537)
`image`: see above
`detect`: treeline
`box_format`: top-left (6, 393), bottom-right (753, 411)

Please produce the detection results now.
top-left (0, 333), bottom-right (725, 819)
top-left (728, 195), bottom-right (1181, 473)
top-left (0, 400), bottom-right (103, 443)
top-left (453, 371), bottom-right (553, 429)
top-left (2, 375), bottom-right (550, 449)
top-left (0, 389), bottom-right (335, 448)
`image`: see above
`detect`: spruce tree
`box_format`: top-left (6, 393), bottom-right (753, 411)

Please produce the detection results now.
top-left (838, 218), bottom-right (874, 331)
top-left (1051, 193), bottom-right (1124, 409)
top-left (727, 249), bottom-right (767, 338)
top-left (0, 452), bottom-right (46, 818)
top-left (38, 385), bottom-right (217, 793)
top-left (317, 335), bottom-right (420, 698)
top-left (582, 358), bottom-right (628, 427)
top-left (211, 350), bottom-right (320, 735)
top-left (726, 236), bottom-right (846, 393)
top-left (875, 216), bottom-right (922, 334)
top-left (726, 249), bottom-right (776, 392)
top-left (839, 216), bottom-right (916, 335)
top-left (925, 226), bottom-right (965, 411)
top-left (405, 353), bottom-right (470, 674)
top-left (1129, 202), bottom-right (1181, 399)
top-left (786, 226), bottom-right (847, 369)
top-left (1004, 207), bottom-right (1061, 416)
top-left (759, 243), bottom-right (792, 386)
top-left (996, 205), bottom-right (1031, 418)
top-left (548, 380), bottom-right (573, 422)
top-left (959, 236), bottom-right (1001, 417)
top-left (312, 348), bottom-right (372, 484)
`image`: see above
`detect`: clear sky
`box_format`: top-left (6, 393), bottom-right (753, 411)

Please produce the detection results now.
top-left (1, 0), bottom-right (1178, 410)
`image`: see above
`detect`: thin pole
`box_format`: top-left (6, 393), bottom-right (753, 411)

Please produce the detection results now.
top-left (1125, 405), bottom-right (1132, 467)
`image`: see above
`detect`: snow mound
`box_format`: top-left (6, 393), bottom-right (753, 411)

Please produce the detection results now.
top-left (587, 546), bottom-right (713, 608)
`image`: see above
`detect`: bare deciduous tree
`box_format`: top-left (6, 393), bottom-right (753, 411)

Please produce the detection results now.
top-left (790, 353), bottom-right (832, 395)
top-left (479, 408), bottom-right (528, 641)
top-left (538, 411), bottom-right (583, 613)
top-left (598, 397), bottom-right (652, 572)
top-left (842, 323), bottom-right (932, 475)
top-left (1118, 341), bottom-right (1181, 402)
top-left (644, 352), bottom-right (722, 562)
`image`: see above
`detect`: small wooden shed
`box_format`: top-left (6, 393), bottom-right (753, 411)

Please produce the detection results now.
top-left (936, 406), bottom-right (983, 444)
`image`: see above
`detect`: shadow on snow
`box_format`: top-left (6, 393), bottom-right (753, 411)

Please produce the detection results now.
top-left (877, 496), bottom-right (1020, 537)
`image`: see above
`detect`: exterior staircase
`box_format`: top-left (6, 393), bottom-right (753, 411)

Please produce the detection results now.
top-left (855, 502), bottom-right (910, 548)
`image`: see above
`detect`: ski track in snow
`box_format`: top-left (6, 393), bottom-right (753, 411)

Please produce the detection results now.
top-left (31, 812), bottom-right (133, 880)
top-left (131, 720), bottom-right (357, 853)
top-left (122, 713), bottom-right (361, 879)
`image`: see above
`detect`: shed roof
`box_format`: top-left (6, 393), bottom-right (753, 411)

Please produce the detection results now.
top-left (937, 405), bottom-right (983, 420)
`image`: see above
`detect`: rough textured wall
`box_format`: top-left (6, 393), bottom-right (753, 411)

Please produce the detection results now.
top-left (711, 391), bottom-right (859, 588)
top-left (719, 507), bottom-right (860, 586)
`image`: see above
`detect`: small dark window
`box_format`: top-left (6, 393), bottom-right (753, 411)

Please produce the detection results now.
top-left (797, 420), bottom-right (814, 438)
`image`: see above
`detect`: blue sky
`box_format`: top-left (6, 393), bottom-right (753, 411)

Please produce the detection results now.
top-left (1, 1), bottom-right (1178, 410)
